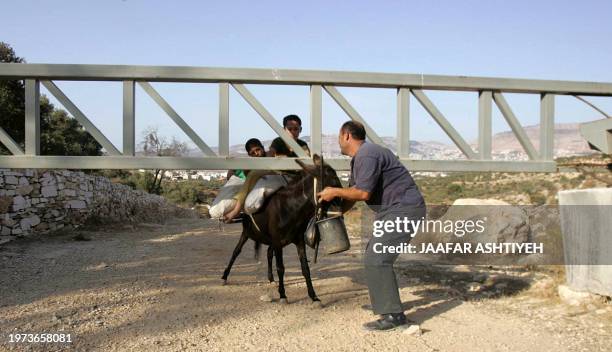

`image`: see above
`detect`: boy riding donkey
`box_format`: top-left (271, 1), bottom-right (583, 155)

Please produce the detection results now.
top-left (223, 114), bottom-right (310, 222)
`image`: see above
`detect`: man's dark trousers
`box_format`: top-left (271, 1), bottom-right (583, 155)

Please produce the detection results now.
top-left (364, 205), bottom-right (426, 315)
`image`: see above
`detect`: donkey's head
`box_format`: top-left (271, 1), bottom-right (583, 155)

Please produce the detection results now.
top-left (295, 154), bottom-right (343, 211)
top-left (295, 154), bottom-right (342, 188)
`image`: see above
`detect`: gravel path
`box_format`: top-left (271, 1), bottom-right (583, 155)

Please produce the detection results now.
top-left (0, 217), bottom-right (610, 351)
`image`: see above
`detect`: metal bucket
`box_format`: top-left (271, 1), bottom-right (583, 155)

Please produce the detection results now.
top-left (316, 215), bottom-right (350, 254)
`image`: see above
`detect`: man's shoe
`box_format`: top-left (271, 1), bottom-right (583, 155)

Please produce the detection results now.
top-left (362, 313), bottom-right (409, 331)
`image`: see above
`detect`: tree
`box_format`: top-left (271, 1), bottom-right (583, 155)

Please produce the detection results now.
top-left (40, 100), bottom-right (103, 156)
top-left (0, 42), bottom-right (26, 154)
top-left (0, 42), bottom-right (102, 156)
top-left (139, 126), bottom-right (189, 194)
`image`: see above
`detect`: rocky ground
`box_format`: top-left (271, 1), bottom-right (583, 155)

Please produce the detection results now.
top-left (0, 217), bottom-right (610, 351)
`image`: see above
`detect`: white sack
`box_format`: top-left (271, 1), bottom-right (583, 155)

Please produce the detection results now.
top-left (209, 176), bottom-right (244, 219)
top-left (244, 175), bottom-right (288, 214)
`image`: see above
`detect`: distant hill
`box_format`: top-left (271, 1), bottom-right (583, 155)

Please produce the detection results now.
top-left (184, 123), bottom-right (594, 160)
top-left (479, 123), bottom-right (592, 157)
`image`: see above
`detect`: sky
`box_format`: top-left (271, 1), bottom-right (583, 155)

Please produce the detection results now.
top-left (2, 0), bottom-right (612, 152)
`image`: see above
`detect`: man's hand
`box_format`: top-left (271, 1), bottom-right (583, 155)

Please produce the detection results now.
top-left (317, 186), bottom-right (370, 204)
top-left (317, 187), bottom-right (338, 203)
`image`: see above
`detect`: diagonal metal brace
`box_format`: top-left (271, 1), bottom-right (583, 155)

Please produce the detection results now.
top-left (138, 81), bottom-right (216, 156)
top-left (41, 80), bottom-right (122, 155)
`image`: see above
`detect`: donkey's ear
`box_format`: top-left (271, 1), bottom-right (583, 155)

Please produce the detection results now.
top-left (295, 159), bottom-right (317, 175)
top-left (313, 154), bottom-right (323, 167)
top-left (295, 158), bottom-right (307, 169)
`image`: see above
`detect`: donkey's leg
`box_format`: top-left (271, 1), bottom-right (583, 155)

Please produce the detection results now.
top-left (254, 241), bottom-right (261, 262)
top-left (267, 246), bottom-right (275, 283)
top-left (221, 231), bottom-right (249, 285)
top-left (296, 242), bottom-right (320, 303)
top-left (274, 247), bottom-right (287, 302)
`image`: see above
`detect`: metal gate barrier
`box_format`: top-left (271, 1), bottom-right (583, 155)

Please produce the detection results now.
top-left (1, 63), bottom-right (611, 171)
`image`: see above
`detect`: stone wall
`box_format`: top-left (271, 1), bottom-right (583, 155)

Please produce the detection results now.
top-left (0, 169), bottom-right (196, 243)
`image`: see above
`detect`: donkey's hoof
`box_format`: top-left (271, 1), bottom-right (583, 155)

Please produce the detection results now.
top-left (279, 298), bottom-right (288, 304)
top-left (311, 300), bottom-right (324, 309)
top-left (221, 279), bottom-right (228, 286)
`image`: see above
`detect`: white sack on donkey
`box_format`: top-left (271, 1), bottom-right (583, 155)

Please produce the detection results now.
top-left (209, 175), bottom-right (244, 219)
top-left (244, 175), bottom-right (288, 214)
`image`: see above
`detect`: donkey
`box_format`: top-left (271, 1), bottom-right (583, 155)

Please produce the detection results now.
top-left (221, 154), bottom-right (342, 304)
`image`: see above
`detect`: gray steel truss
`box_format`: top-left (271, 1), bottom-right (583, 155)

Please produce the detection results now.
top-left (1, 63), bottom-right (611, 172)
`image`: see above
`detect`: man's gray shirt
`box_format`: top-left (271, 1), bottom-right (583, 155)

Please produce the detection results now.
top-left (349, 142), bottom-right (425, 213)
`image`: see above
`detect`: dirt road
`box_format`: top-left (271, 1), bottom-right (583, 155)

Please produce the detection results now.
top-left (0, 217), bottom-right (610, 351)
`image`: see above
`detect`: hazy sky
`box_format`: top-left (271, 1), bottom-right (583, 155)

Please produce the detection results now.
top-left (3, 0), bottom-right (612, 151)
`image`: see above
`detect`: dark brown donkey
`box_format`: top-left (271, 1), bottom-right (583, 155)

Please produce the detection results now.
top-left (221, 154), bottom-right (342, 304)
